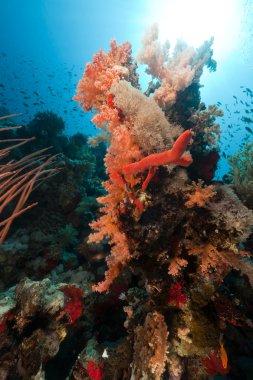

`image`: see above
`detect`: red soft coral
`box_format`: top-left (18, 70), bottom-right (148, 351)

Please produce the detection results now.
top-left (167, 282), bottom-right (187, 308)
top-left (203, 350), bottom-right (229, 376)
top-left (86, 361), bottom-right (104, 380)
top-left (60, 285), bottom-right (84, 324)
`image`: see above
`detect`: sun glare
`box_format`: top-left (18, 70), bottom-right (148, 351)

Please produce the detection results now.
top-left (145, 0), bottom-right (242, 59)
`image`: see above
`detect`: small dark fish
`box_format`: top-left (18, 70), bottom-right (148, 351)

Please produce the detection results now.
top-left (245, 110), bottom-right (250, 114)
top-left (245, 126), bottom-right (253, 134)
top-left (222, 152), bottom-right (227, 158)
top-left (0, 84), bottom-right (5, 88)
top-left (245, 102), bottom-right (250, 107)
top-left (20, 91), bottom-right (26, 94)
top-left (240, 100), bottom-right (244, 105)
top-left (34, 91), bottom-right (39, 96)
top-left (233, 95), bottom-right (237, 100)
top-left (23, 103), bottom-right (29, 107)
top-left (242, 116), bottom-right (253, 123)
top-left (234, 110), bottom-right (240, 114)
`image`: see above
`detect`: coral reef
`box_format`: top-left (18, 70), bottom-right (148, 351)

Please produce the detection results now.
top-left (0, 26), bottom-right (253, 380)
top-left (0, 111), bottom-right (105, 291)
top-left (72, 25), bottom-right (253, 379)
top-left (0, 278), bottom-right (84, 379)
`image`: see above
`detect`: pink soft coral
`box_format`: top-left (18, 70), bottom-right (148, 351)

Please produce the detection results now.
top-left (138, 24), bottom-right (215, 108)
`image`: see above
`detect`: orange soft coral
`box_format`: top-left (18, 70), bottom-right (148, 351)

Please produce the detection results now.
top-left (89, 124), bottom-right (142, 292)
top-left (74, 40), bottom-right (143, 292)
top-left (168, 257), bottom-right (188, 276)
top-left (186, 242), bottom-right (251, 280)
top-left (74, 40), bottom-right (132, 112)
top-left (185, 180), bottom-right (216, 208)
top-left (89, 212), bottom-right (131, 293)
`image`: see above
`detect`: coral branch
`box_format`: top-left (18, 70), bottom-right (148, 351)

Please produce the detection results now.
top-left (120, 130), bottom-right (192, 176)
top-left (0, 116), bottom-right (59, 243)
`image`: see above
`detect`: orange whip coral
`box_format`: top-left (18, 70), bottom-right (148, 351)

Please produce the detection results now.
top-left (0, 115), bottom-right (58, 243)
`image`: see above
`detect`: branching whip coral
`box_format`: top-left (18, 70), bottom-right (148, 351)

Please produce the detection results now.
top-left (0, 115), bottom-right (59, 243)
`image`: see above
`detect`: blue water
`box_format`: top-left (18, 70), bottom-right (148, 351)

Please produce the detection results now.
top-left (1, 0), bottom-right (253, 179)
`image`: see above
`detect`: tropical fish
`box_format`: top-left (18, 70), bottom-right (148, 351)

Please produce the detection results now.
top-left (220, 341), bottom-right (228, 370)
top-left (245, 126), bottom-right (253, 134)
top-left (242, 116), bottom-right (253, 123)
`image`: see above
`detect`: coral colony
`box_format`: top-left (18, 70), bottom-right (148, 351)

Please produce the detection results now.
top-left (1, 25), bottom-right (253, 379)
